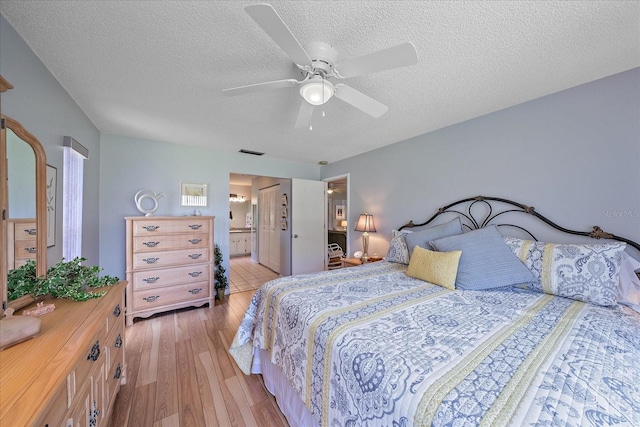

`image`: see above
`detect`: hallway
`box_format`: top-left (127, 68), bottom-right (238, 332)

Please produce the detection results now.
top-left (228, 256), bottom-right (279, 294)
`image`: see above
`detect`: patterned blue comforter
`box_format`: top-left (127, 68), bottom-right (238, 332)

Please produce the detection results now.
top-left (229, 261), bottom-right (640, 426)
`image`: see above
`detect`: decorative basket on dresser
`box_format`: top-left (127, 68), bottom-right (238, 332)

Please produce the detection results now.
top-left (125, 216), bottom-right (215, 326)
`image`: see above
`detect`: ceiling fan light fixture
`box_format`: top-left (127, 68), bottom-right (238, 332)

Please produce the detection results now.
top-left (300, 76), bottom-right (334, 105)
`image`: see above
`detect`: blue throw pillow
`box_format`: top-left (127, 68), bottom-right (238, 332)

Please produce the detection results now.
top-left (430, 225), bottom-right (536, 290)
top-left (404, 217), bottom-right (463, 257)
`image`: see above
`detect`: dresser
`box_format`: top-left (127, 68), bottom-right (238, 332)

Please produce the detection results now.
top-left (0, 281), bottom-right (126, 426)
top-left (125, 216), bottom-right (214, 326)
top-left (6, 218), bottom-right (37, 269)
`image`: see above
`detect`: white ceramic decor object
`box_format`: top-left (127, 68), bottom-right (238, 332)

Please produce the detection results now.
top-left (134, 189), bottom-right (165, 216)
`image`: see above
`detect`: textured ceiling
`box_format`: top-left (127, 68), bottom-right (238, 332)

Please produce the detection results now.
top-left (1, 1), bottom-right (638, 164)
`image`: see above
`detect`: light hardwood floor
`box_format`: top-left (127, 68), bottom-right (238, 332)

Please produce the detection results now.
top-left (109, 291), bottom-right (289, 427)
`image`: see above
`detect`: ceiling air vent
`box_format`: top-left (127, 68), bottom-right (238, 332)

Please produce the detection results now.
top-left (239, 149), bottom-right (264, 156)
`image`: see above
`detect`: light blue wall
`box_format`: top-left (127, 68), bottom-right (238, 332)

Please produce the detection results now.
top-left (1, 14), bottom-right (321, 280)
top-left (98, 134), bottom-right (320, 279)
top-left (4, 11), bottom-right (638, 278)
top-left (1, 15), bottom-right (101, 267)
top-left (322, 68), bottom-right (640, 258)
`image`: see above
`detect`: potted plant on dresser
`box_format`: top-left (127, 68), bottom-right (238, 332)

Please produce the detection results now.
top-left (214, 244), bottom-right (228, 300)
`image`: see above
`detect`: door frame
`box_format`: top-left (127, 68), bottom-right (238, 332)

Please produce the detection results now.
top-left (324, 173), bottom-right (350, 258)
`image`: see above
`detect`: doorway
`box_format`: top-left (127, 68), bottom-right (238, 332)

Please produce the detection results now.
top-left (230, 173), bottom-right (328, 277)
top-left (325, 174), bottom-right (349, 259)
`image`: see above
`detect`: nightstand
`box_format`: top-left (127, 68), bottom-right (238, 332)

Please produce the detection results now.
top-left (343, 257), bottom-right (383, 267)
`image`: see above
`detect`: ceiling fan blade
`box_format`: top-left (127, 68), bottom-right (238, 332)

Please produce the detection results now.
top-left (222, 78), bottom-right (299, 96)
top-left (334, 42), bottom-right (418, 78)
top-left (245, 4), bottom-right (313, 68)
top-left (334, 84), bottom-right (389, 118)
top-left (294, 99), bottom-right (314, 128)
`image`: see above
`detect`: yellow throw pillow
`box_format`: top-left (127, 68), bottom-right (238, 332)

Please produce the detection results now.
top-left (406, 246), bottom-right (461, 290)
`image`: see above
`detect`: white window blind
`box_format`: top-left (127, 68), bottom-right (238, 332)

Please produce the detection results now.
top-left (62, 137), bottom-right (88, 261)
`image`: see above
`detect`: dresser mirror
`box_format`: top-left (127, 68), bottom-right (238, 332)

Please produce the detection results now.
top-left (1, 115), bottom-right (48, 311)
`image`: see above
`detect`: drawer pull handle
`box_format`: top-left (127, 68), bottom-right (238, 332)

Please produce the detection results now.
top-left (143, 241), bottom-right (160, 247)
top-left (188, 238), bottom-right (202, 244)
top-left (188, 288), bottom-right (203, 295)
top-left (115, 334), bottom-right (123, 348)
top-left (87, 341), bottom-right (101, 361)
top-left (188, 253), bottom-right (202, 259)
top-left (90, 400), bottom-right (100, 427)
top-left (143, 276), bottom-right (160, 284)
top-left (113, 304), bottom-right (121, 317)
top-left (143, 257), bottom-right (159, 264)
top-left (188, 224), bottom-right (202, 230)
top-left (143, 295), bottom-right (159, 303)
top-left (114, 363), bottom-right (122, 380)
top-left (188, 271), bottom-right (202, 277)
top-left (25, 247), bottom-right (36, 254)
top-left (142, 225), bottom-right (160, 231)
top-left (25, 228), bottom-right (37, 235)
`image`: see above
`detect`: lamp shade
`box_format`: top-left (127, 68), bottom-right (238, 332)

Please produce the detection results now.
top-left (354, 213), bottom-right (376, 233)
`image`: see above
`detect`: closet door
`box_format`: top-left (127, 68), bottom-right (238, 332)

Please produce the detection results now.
top-left (258, 189), bottom-right (269, 267)
top-left (267, 187), bottom-right (280, 272)
top-left (258, 185), bottom-right (280, 273)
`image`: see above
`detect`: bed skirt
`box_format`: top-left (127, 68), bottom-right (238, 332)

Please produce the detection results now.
top-left (252, 348), bottom-right (318, 427)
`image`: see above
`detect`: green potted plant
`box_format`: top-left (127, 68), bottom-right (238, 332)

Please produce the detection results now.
top-left (7, 257), bottom-right (119, 302)
top-left (214, 244), bottom-right (228, 300)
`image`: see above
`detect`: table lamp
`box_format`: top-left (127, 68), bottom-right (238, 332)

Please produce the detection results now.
top-left (340, 220), bottom-right (348, 230)
top-left (354, 213), bottom-right (376, 263)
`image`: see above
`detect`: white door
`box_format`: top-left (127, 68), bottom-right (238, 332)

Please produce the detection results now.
top-left (291, 179), bottom-right (327, 275)
top-left (268, 187), bottom-right (280, 272)
top-left (258, 185), bottom-right (280, 273)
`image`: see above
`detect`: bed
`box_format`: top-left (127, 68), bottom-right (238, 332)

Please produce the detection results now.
top-left (229, 196), bottom-right (640, 426)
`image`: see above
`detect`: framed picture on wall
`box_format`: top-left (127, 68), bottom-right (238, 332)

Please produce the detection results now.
top-left (335, 204), bottom-right (345, 220)
top-left (46, 164), bottom-right (57, 247)
top-left (180, 182), bottom-right (208, 207)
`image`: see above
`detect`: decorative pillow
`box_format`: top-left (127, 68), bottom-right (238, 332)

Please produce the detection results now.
top-left (406, 246), bottom-right (461, 290)
top-left (404, 217), bottom-right (463, 258)
top-left (618, 251), bottom-right (640, 313)
top-left (430, 226), bottom-right (536, 290)
top-left (386, 230), bottom-right (412, 264)
top-left (503, 236), bottom-right (626, 307)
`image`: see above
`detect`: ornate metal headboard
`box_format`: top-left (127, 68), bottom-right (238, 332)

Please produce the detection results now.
top-left (398, 195), bottom-right (640, 252)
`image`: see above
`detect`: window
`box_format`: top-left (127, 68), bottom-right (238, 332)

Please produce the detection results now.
top-left (62, 137), bottom-right (88, 260)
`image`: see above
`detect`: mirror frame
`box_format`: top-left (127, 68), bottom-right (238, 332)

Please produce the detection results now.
top-left (1, 114), bottom-right (48, 312)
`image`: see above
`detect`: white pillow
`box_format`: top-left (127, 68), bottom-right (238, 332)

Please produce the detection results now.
top-left (618, 251), bottom-right (640, 313)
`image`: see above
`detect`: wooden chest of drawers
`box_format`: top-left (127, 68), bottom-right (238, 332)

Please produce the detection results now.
top-left (125, 216), bottom-right (214, 326)
top-left (6, 218), bottom-right (37, 269)
top-left (0, 281), bottom-right (126, 427)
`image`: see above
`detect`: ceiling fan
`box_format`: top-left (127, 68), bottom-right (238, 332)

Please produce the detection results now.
top-left (222, 3), bottom-right (418, 128)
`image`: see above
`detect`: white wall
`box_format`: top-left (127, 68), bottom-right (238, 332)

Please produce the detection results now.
top-left (322, 68), bottom-right (640, 258)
